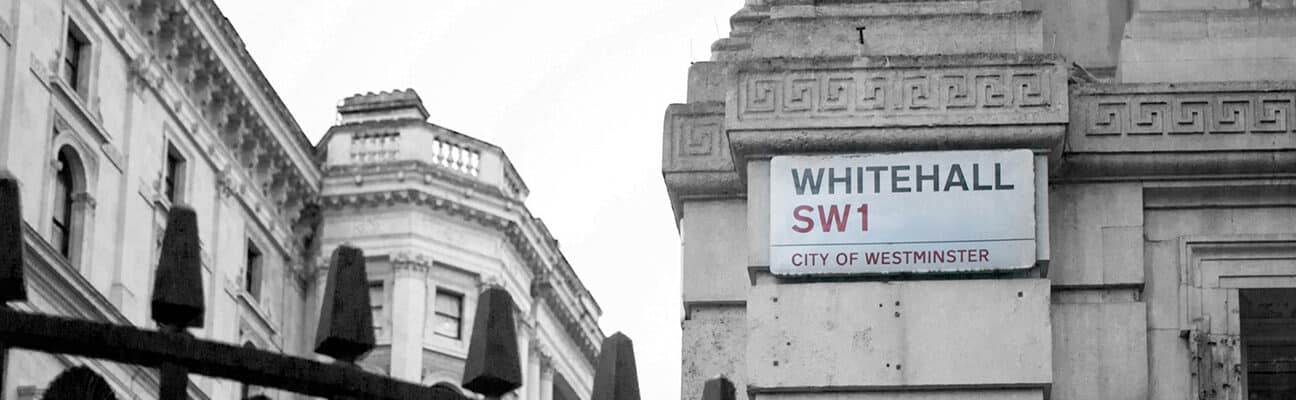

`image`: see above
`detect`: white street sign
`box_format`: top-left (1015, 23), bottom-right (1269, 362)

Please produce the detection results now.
top-left (769, 150), bottom-right (1036, 276)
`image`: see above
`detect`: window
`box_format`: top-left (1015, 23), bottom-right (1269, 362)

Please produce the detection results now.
top-left (433, 290), bottom-right (463, 339)
top-left (163, 145), bottom-right (185, 203)
top-left (369, 281), bottom-right (384, 336)
top-left (1241, 288), bottom-right (1296, 399)
top-left (61, 22), bottom-right (89, 93)
top-left (52, 151), bottom-right (74, 257)
top-left (244, 240), bottom-right (262, 299)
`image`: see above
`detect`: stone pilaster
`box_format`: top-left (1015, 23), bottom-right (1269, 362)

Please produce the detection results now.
top-left (526, 339), bottom-right (544, 400)
top-left (389, 251), bottom-right (430, 382)
top-left (539, 354), bottom-right (554, 400)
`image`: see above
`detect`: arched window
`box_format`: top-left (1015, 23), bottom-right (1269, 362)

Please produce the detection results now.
top-left (51, 149), bottom-right (76, 257)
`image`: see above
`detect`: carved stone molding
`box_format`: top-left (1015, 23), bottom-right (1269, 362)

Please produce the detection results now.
top-left (727, 55), bottom-right (1069, 131)
top-left (391, 251), bottom-right (431, 276)
top-left (719, 55), bottom-right (1068, 175)
top-left (1060, 81), bottom-right (1296, 179)
top-left (1070, 81), bottom-right (1296, 152)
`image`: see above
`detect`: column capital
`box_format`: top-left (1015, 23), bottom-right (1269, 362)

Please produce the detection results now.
top-left (391, 251), bottom-right (431, 276)
top-left (71, 192), bottom-right (96, 210)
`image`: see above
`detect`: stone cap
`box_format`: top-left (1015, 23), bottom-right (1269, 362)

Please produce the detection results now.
top-left (338, 89), bottom-right (430, 122)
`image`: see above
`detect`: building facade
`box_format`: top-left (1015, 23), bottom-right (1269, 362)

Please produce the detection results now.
top-left (0, 1), bottom-right (602, 399)
top-left (315, 89), bottom-right (603, 400)
top-left (663, 1), bottom-right (1296, 400)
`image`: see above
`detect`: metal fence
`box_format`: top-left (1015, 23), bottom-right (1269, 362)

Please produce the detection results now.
top-left (0, 169), bottom-right (644, 400)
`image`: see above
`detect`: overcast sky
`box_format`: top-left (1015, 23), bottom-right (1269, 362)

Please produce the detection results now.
top-left (213, 0), bottom-right (741, 398)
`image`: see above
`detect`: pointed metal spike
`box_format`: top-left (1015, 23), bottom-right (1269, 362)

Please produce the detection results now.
top-left (591, 332), bottom-right (640, 400)
top-left (0, 170), bottom-right (25, 303)
top-left (701, 376), bottom-right (736, 400)
top-left (150, 205), bottom-right (204, 328)
top-left (462, 286), bottom-right (522, 397)
top-left (314, 245), bottom-right (375, 362)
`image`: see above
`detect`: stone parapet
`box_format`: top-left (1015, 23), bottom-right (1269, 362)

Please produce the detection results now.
top-left (711, 0), bottom-right (1041, 61)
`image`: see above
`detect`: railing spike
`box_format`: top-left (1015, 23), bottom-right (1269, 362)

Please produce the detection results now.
top-left (591, 332), bottom-right (640, 400)
top-left (701, 376), bottom-right (736, 400)
top-left (150, 205), bottom-right (205, 328)
top-left (462, 286), bottom-right (522, 398)
top-left (314, 245), bottom-right (375, 363)
top-left (0, 170), bottom-right (25, 303)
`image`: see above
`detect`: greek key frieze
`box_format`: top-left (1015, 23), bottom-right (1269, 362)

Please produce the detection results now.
top-left (736, 67), bottom-right (1056, 119)
top-left (1081, 94), bottom-right (1295, 136)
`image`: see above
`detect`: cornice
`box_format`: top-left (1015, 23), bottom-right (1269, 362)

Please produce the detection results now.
top-left (390, 251), bottom-right (432, 275)
top-left (317, 188), bottom-right (602, 365)
top-left (104, 0), bottom-right (320, 257)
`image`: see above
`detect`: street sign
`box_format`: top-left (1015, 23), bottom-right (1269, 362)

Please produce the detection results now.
top-left (769, 150), bottom-right (1036, 276)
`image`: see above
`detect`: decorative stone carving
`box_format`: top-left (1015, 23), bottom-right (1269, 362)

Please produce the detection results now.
top-left (390, 251), bottom-right (431, 275)
top-left (727, 56), bottom-right (1068, 131)
top-left (1071, 81), bottom-right (1296, 152)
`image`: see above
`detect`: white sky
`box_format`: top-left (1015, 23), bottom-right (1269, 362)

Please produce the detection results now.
top-left (213, 1), bottom-right (742, 398)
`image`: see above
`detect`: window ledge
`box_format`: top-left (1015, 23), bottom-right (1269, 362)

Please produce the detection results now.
top-left (235, 290), bottom-right (279, 339)
top-left (50, 77), bottom-right (112, 144)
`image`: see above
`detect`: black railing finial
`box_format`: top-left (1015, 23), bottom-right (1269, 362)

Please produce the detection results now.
top-left (462, 286), bottom-right (522, 398)
top-left (151, 205), bottom-right (205, 328)
top-left (701, 376), bottom-right (736, 400)
top-left (591, 332), bottom-right (640, 400)
top-left (0, 169), bottom-right (26, 303)
top-left (314, 245), bottom-right (375, 363)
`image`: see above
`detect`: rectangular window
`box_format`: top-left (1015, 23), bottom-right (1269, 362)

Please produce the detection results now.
top-left (1241, 288), bottom-right (1296, 399)
top-left (369, 281), bottom-right (384, 336)
top-left (244, 240), bottom-right (262, 300)
top-left (433, 290), bottom-right (463, 339)
top-left (163, 145), bottom-right (185, 203)
top-left (62, 22), bottom-right (89, 94)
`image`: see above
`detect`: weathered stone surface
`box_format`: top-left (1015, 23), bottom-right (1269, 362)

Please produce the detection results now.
top-left (150, 206), bottom-right (205, 328)
top-left (1048, 183), bottom-right (1144, 287)
top-left (682, 200), bottom-right (748, 304)
top-left (1050, 297), bottom-right (1149, 400)
top-left (747, 277), bottom-right (1051, 389)
top-left (664, 102), bottom-right (741, 220)
top-left (1120, 10), bottom-right (1296, 83)
top-left (682, 307), bottom-right (747, 400)
top-left (712, 1), bottom-right (1042, 61)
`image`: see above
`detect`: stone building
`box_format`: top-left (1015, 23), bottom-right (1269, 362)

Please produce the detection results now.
top-left (663, 1), bottom-right (1296, 400)
top-left (315, 89), bottom-right (603, 399)
top-left (0, 1), bottom-right (602, 399)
